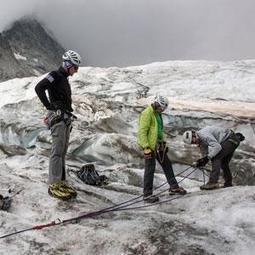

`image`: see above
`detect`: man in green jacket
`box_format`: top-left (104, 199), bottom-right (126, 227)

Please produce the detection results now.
top-left (138, 95), bottom-right (187, 203)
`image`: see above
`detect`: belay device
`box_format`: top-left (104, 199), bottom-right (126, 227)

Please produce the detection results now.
top-left (76, 164), bottom-right (108, 186)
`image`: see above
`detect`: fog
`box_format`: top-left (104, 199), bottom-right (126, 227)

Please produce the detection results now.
top-left (1, 0), bottom-right (255, 66)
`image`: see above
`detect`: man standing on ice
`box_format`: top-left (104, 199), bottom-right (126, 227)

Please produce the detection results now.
top-left (35, 50), bottom-right (81, 200)
top-left (137, 95), bottom-right (187, 203)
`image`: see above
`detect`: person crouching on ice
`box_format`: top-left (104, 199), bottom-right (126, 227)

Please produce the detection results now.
top-left (183, 126), bottom-right (245, 190)
top-left (35, 50), bottom-right (81, 200)
top-left (137, 95), bottom-right (187, 203)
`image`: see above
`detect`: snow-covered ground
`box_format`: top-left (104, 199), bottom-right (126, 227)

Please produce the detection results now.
top-left (0, 60), bottom-right (255, 254)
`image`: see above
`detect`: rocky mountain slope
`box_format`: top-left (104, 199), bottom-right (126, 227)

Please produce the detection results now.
top-left (0, 18), bottom-right (65, 81)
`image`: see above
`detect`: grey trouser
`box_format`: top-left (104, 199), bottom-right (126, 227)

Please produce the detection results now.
top-left (143, 150), bottom-right (178, 196)
top-left (210, 133), bottom-right (240, 185)
top-left (48, 121), bottom-right (71, 184)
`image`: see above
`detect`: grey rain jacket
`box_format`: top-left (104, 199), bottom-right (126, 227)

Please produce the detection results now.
top-left (197, 126), bottom-right (232, 159)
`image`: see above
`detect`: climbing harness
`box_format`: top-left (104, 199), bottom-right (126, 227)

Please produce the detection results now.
top-left (44, 110), bottom-right (77, 129)
top-left (156, 142), bottom-right (168, 164)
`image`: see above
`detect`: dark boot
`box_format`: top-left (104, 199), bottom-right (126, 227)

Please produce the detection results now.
top-left (143, 195), bottom-right (159, 203)
top-left (169, 186), bottom-right (187, 195)
top-left (200, 182), bottom-right (219, 190)
top-left (223, 182), bottom-right (233, 188)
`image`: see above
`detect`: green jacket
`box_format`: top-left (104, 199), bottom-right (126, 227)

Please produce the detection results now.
top-left (137, 105), bottom-right (164, 150)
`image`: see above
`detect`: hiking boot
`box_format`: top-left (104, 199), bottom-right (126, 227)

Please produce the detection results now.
top-left (143, 195), bottom-right (159, 203)
top-left (169, 186), bottom-right (187, 195)
top-left (223, 183), bottom-right (233, 188)
top-left (48, 182), bottom-right (76, 200)
top-left (58, 181), bottom-right (77, 198)
top-left (200, 182), bottom-right (219, 190)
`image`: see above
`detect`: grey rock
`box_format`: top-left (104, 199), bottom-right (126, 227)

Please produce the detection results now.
top-left (0, 17), bottom-right (65, 81)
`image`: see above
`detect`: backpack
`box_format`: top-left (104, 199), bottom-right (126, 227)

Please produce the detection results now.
top-left (76, 164), bottom-right (108, 186)
top-left (0, 194), bottom-right (12, 211)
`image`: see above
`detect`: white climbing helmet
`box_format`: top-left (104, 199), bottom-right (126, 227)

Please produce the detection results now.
top-left (62, 50), bottom-right (81, 66)
top-left (183, 130), bottom-right (194, 144)
top-left (154, 95), bottom-right (169, 109)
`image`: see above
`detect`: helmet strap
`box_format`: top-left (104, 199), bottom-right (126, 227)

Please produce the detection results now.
top-left (152, 102), bottom-right (160, 109)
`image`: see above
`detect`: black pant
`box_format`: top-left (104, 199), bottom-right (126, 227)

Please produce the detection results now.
top-left (210, 133), bottom-right (239, 185)
top-left (143, 150), bottom-right (178, 196)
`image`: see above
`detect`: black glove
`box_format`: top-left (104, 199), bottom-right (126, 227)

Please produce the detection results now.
top-left (236, 133), bottom-right (245, 142)
top-left (196, 156), bottom-right (209, 168)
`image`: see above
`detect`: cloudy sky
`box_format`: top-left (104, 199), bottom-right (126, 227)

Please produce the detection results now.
top-left (1, 0), bottom-right (255, 67)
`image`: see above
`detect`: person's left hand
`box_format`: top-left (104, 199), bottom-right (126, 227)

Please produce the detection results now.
top-left (144, 148), bottom-right (152, 159)
top-left (196, 156), bottom-right (209, 168)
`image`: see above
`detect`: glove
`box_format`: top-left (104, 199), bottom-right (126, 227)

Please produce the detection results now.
top-left (144, 148), bottom-right (152, 159)
top-left (196, 156), bottom-right (209, 168)
top-left (236, 133), bottom-right (245, 142)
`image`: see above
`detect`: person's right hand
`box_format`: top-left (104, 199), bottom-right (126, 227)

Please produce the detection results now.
top-left (196, 156), bottom-right (209, 168)
top-left (144, 148), bottom-right (152, 159)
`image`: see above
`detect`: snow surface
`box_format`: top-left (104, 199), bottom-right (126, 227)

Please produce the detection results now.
top-left (13, 53), bottom-right (27, 61)
top-left (0, 60), bottom-right (254, 255)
